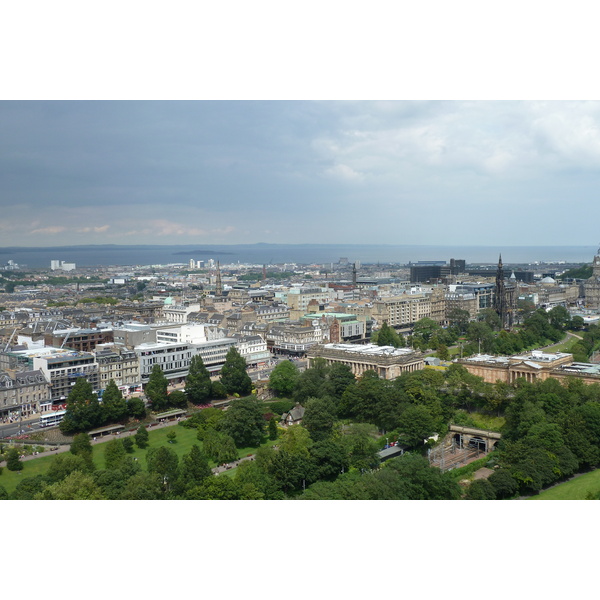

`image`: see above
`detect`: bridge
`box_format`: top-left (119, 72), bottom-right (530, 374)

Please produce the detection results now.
top-left (429, 426), bottom-right (502, 472)
top-left (448, 425), bottom-right (502, 453)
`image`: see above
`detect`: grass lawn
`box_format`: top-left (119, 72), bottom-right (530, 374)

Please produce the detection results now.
top-left (543, 333), bottom-right (581, 354)
top-left (447, 455), bottom-right (491, 482)
top-left (467, 412), bottom-right (505, 432)
top-left (0, 453), bottom-right (61, 494)
top-left (0, 423), bottom-right (278, 495)
top-left (528, 469), bottom-right (600, 500)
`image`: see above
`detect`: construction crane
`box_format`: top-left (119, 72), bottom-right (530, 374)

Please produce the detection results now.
top-left (3, 328), bottom-right (18, 352)
top-left (60, 330), bottom-right (72, 349)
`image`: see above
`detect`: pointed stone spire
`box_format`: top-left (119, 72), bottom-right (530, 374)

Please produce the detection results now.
top-left (215, 260), bottom-right (223, 297)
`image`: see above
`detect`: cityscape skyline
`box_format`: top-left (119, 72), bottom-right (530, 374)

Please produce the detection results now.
top-left (3, 101), bottom-right (600, 249)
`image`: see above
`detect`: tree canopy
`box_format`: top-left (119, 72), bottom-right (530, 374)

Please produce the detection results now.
top-left (185, 355), bottom-right (213, 404)
top-left (220, 347), bottom-right (252, 396)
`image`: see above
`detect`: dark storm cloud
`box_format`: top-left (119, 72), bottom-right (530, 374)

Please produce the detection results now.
top-left (2, 101), bottom-right (600, 246)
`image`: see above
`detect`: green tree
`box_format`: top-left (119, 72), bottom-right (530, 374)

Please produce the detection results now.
top-left (436, 344), bottom-right (449, 361)
top-left (0, 485), bottom-right (8, 500)
top-left (101, 380), bottom-right (128, 423)
top-left (120, 472), bottom-right (163, 500)
top-left (371, 454), bottom-right (461, 500)
top-left (466, 321), bottom-right (495, 353)
top-left (279, 424), bottom-right (314, 457)
top-left (94, 460), bottom-right (142, 499)
top-left (145, 365), bottom-right (169, 412)
top-left (309, 439), bottom-right (350, 482)
top-left (167, 390), bottom-right (188, 409)
top-left (122, 436), bottom-right (135, 453)
top-left (104, 439), bottom-right (127, 470)
top-left (267, 449), bottom-right (315, 494)
top-left (10, 475), bottom-right (51, 500)
top-left (477, 308), bottom-right (502, 331)
top-left (201, 429), bottom-right (238, 464)
top-left (187, 406), bottom-right (225, 433)
top-left (302, 396), bottom-right (337, 441)
top-left (176, 445), bottom-right (212, 493)
top-left (70, 432), bottom-right (94, 470)
top-left (570, 315), bottom-right (585, 331)
top-left (413, 317), bottom-right (442, 346)
top-left (146, 445), bottom-right (179, 487)
top-left (36, 471), bottom-right (105, 500)
top-left (127, 397), bottom-right (147, 419)
top-left (375, 322), bottom-right (403, 347)
top-left (210, 381), bottom-right (228, 399)
top-left (185, 355), bottom-right (213, 404)
top-left (186, 475), bottom-right (245, 500)
top-left (235, 459), bottom-right (282, 499)
top-left (548, 305), bottom-right (570, 331)
top-left (135, 425), bottom-right (149, 449)
top-left (47, 453), bottom-right (91, 482)
top-left (220, 397), bottom-right (266, 447)
top-left (341, 424), bottom-right (380, 472)
top-left (60, 377), bottom-right (103, 433)
top-left (323, 363), bottom-right (356, 399)
top-left (6, 448), bottom-right (23, 471)
top-left (487, 469), bottom-right (519, 499)
top-left (464, 479), bottom-right (496, 500)
top-left (397, 404), bottom-right (438, 447)
top-left (293, 366), bottom-right (329, 403)
top-left (70, 432), bottom-right (93, 457)
top-left (167, 430), bottom-right (177, 443)
top-left (268, 417), bottom-right (279, 440)
top-left (269, 360), bottom-right (300, 397)
top-left (446, 308), bottom-right (471, 334)
top-left (220, 346), bottom-right (252, 396)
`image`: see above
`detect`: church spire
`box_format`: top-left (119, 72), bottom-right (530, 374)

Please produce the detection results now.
top-left (215, 261), bottom-right (222, 297)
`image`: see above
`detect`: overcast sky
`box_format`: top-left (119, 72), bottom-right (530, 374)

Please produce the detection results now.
top-left (2, 100), bottom-right (600, 248)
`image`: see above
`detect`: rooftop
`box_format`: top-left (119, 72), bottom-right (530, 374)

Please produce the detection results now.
top-left (321, 343), bottom-right (416, 357)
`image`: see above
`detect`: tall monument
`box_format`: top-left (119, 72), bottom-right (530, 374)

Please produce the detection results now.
top-left (583, 244), bottom-right (600, 309)
top-left (215, 261), bottom-right (223, 298)
top-left (493, 254), bottom-right (516, 329)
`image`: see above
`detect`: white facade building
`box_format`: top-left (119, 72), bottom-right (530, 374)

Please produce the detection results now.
top-left (155, 323), bottom-right (223, 345)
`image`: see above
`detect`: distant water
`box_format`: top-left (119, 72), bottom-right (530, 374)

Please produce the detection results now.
top-left (0, 244), bottom-right (596, 268)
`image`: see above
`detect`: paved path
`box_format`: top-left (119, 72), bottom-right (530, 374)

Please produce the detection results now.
top-left (0, 419), bottom-right (257, 475)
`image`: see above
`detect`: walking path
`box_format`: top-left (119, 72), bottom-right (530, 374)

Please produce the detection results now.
top-left (0, 418), bottom-right (256, 475)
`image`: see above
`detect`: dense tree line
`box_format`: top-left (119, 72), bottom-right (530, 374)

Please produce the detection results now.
top-left (403, 306), bottom-right (585, 358)
top-left (60, 378), bottom-right (146, 434)
top-left (569, 323), bottom-right (600, 362)
top-left (482, 376), bottom-right (600, 498)
top-left (557, 264), bottom-right (592, 280)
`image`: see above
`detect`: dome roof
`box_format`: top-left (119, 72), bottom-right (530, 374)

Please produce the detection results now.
top-left (540, 276), bottom-right (556, 284)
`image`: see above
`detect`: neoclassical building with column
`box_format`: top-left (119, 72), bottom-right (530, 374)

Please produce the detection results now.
top-left (307, 343), bottom-right (424, 380)
top-left (458, 350), bottom-right (577, 384)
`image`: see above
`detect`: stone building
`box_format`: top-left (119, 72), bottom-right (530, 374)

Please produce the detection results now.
top-left (0, 369), bottom-right (50, 420)
top-left (95, 345), bottom-right (141, 393)
top-left (583, 247), bottom-right (600, 310)
top-left (32, 349), bottom-right (100, 403)
top-left (458, 350), bottom-right (573, 384)
top-left (266, 321), bottom-right (328, 356)
top-left (307, 343), bottom-right (424, 380)
top-left (370, 294), bottom-right (432, 329)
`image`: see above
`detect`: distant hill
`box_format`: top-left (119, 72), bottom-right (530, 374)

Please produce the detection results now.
top-left (558, 264), bottom-right (592, 280)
